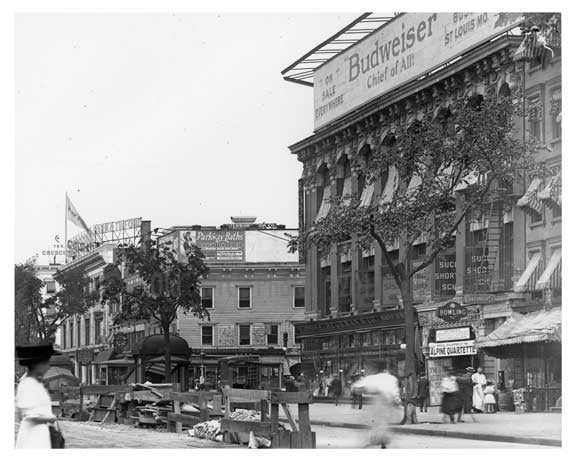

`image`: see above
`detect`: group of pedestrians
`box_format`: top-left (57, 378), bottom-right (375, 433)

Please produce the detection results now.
top-left (440, 366), bottom-right (496, 423)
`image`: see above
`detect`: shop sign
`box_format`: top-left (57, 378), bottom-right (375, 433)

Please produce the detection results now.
top-left (429, 340), bottom-right (477, 357)
top-left (435, 326), bottom-right (471, 342)
top-left (313, 13), bottom-right (523, 128)
top-left (435, 253), bottom-right (456, 296)
top-left (179, 230), bottom-right (245, 262)
top-left (436, 302), bottom-right (468, 322)
top-left (463, 293), bottom-right (496, 304)
top-left (77, 348), bottom-right (94, 365)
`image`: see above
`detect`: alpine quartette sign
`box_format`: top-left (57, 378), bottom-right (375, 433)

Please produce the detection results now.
top-left (429, 340), bottom-right (477, 357)
top-left (313, 13), bottom-right (522, 129)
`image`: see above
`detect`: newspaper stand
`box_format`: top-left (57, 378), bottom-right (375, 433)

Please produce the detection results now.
top-left (220, 389), bottom-right (315, 448)
top-left (167, 391), bottom-right (224, 432)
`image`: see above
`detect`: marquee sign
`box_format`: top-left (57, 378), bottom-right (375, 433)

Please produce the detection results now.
top-left (436, 302), bottom-right (468, 322)
top-left (429, 340), bottom-right (477, 357)
top-left (313, 12), bottom-right (523, 128)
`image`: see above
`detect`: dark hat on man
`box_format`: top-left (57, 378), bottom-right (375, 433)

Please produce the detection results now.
top-left (466, 367), bottom-right (475, 372)
top-left (16, 344), bottom-right (61, 366)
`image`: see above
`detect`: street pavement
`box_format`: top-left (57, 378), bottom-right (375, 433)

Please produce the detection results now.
top-left (285, 402), bottom-right (562, 447)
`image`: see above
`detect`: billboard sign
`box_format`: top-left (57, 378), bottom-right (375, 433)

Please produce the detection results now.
top-left (429, 340), bottom-right (477, 357)
top-left (435, 326), bottom-right (471, 342)
top-left (313, 12), bottom-right (522, 128)
top-left (179, 230), bottom-right (245, 262)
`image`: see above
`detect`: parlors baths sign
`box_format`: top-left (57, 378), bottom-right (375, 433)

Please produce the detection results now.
top-left (313, 13), bottom-right (522, 128)
top-left (429, 340), bottom-right (477, 358)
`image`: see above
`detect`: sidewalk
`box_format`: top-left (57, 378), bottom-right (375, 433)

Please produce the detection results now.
top-left (286, 402), bottom-right (562, 447)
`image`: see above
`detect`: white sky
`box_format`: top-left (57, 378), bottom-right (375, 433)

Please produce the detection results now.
top-left (15, 12), bottom-right (360, 263)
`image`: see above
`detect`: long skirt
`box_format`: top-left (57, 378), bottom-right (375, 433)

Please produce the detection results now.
top-left (473, 385), bottom-right (485, 411)
top-left (441, 392), bottom-right (462, 415)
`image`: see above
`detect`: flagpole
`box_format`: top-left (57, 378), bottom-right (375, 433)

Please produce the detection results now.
top-left (65, 192), bottom-right (68, 264)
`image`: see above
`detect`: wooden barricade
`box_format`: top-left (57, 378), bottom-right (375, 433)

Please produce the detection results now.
top-left (219, 389), bottom-right (316, 448)
top-left (167, 391), bottom-right (223, 433)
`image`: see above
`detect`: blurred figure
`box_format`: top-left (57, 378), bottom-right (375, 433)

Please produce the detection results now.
top-left (471, 367), bottom-right (487, 413)
top-left (350, 373), bottom-right (364, 410)
top-left (456, 368), bottom-right (476, 423)
top-left (416, 373), bottom-right (430, 413)
top-left (440, 368), bottom-right (462, 424)
top-left (329, 375), bottom-right (342, 406)
top-left (351, 371), bottom-right (403, 448)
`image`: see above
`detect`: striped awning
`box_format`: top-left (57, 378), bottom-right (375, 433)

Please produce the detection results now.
top-left (535, 249), bottom-right (562, 290)
top-left (514, 253), bottom-right (545, 293)
top-left (380, 166), bottom-right (399, 205)
top-left (454, 172), bottom-right (479, 191)
top-left (340, 177), bottom-right (352, 206)
top-left (513, 29), bottom-right (554, 65)
top-left (359, 182), bottom-right (375, 207)
top-left (315, 185), bottom-right (332, 222)
top-left (407, 173), bottom-right (422, 193)
top-left (517, 178), bottom-right (544, 214)
top-left (537, 174), bottom-right (561, 207)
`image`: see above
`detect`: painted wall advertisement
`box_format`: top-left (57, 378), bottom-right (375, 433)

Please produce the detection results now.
top-left (435, 253), bottom-right (456, 297)
top-left (179, 230), bottom-right (245, 262)
top-left (313, 13), bottom-right (522, 128)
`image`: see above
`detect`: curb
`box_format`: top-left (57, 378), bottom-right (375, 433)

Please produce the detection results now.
top-left (306, 420), bottom-right (561, 447)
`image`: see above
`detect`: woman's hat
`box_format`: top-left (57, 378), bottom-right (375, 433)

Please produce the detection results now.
top-left (16, 344), bottom-right (61, 364)
top-left (466, 367), bottom-right (475, 372)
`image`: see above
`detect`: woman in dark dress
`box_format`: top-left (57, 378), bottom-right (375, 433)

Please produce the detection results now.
top-left (441, 369), bottom-right (462, 423)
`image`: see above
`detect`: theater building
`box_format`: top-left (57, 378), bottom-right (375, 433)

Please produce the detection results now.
top-left (283, 13), bottom-right (561, 406)
top-left (159, 217), bottom-right (306, 390)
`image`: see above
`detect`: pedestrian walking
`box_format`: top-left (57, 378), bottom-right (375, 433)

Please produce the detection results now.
top-left (456, 367), bottom-right (475, 422)
top-left (351, 373), bottom-right (364, 409)
top-left (15, 344), bottom-right (62, 448)
top-left (416, 373), bottom-right (430, 413)
top-left (471, 366), bottom-right (487, 413)
top-left (483, 381), bottom-right (497, 413)
top-left (329, 376), bottom-right (342, 406)
top-left (351, 371), bottom-right (403, 449)
top-left (440, 369), bottom-right (462, 424)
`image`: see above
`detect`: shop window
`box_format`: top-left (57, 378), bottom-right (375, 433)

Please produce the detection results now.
top-left (239, 324), bottom-right (251, 346)
top-left (293, 286), bottom-right (305, 308)
top-left (266, 324), bottom-right (279, 345)
top-left (201, 325), bottom-right (213, 346)
top-left (238, 287), bottom-right (251, 309)
top-left (201, 287), bottom-right (214, 309)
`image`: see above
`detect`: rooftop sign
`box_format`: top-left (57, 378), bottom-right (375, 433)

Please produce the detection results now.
top-left (313, 13), bottom-right (522, 129)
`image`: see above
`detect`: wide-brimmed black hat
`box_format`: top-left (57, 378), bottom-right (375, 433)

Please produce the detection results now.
top-left (16, 344), bottom-right (61, 365)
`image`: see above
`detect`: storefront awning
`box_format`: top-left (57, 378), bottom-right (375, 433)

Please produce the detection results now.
top-left (537, 174), bottom-right (561, 207)
top-left (341, 177), bottom-right (352, 206)
top-left (517, 178), bottom-right (544, 214)
top-left (380, 166), bottom-right (398, 205)
top-left (476, 307), bottom-right (561, 348)
top-left (514, 252), bottom-right (544, 293)
top-left (93, 349), bottom-right (115, 364)
top-left (315, 185), bottom-right (331, 222)
top-left (535, 249), bottom-right (562, 290)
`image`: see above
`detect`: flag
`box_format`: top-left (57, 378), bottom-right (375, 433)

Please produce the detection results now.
top-left (66, 194), bottom-right (91, 233)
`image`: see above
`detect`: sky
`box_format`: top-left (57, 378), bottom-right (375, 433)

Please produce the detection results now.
top-left (15, 12), bottom-right (360, 263)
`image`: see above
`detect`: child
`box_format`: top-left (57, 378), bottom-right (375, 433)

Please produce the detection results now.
top-left (483, 381), bottom-right (496, 413)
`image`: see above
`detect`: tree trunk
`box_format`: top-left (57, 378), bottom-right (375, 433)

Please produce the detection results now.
top-left (401, 278), bottom-right (417, 378)
top-left (163, 324), bottom-right (172, 384)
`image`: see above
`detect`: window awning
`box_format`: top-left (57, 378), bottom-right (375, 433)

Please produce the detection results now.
top-left (341, 177), bottom-right (352, 206)
top-left (454, 172), bottom-right (479, 191)
top-left (407, 173), bottom-right (422, 192)
top-left (514, 252), bottom-right (544, 293)
top-left (94, 349), bottom-right (115, 364)
top-left (535, 249), bottom-right (562, 290)
top-left (537, 174), bottom-right (561, 207)
top-left (380, 166), bottom-right (398, 205)
top-left (517, 178), bottom-right (544, 214)
top-left (360, 182), bottom-right (375, 207)
top-left (476, 307), bottom-right (561, 348)
top-left (315, 185), bottom-right (332, 222)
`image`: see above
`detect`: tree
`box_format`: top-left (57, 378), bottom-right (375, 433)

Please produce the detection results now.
top-left (101, 235), bottom-right (209, 383)
top-left (14, 262), bottom-right (98, 344)
top-left (300, 94), bottom-right (539, 398)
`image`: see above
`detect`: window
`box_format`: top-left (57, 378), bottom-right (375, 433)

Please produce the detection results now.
top-left (77, 319), bottom-right (82, 347)
top-left (239, 324), bottom-right (251, 346)
top-left (62, 323), bottom-right (67, 349)
top-left (550, 88), bottom-right (561, 140)
top-left (528, 96), bottom-right (543, 142)
top-left (552, 204), bottom-right (562, 219)
top-left (238, 287), bottom-right (251, 309)
top-left (201, 325), bottom-right (213, 346)
top-left (293, 286), bottom-right (305, 308)
top-left (267, 324), bottom-right (279, 345)
top-left (70, 321), bottom-right (74, 348)
top-left (84, 317), bottom-right (91, 346)
top-left (94, 316), bottom-right (103, 344)
top-left (201, 287), bottom-right (214, 309)
top-left (46, 280), bottom-right (56, 294)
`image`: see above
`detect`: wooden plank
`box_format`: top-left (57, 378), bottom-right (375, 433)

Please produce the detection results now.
top-left (81, 385), bottom-right (132, 394)
top-left (220, 419), bottom-right (272, 437)
top-left (274, 430), bottom-right (291, 448)
top-left (281, 403), bottom-right (298, 432)
top-left (167, 412), bottom-right (203, 426)
top-left (168, 392), bottom-right (200, 405)
top-left (223, 388), bottom-right (270, 402)
top-left (297, 403), bottom-right (311, 432)
top-left (290, 432), bottom-right (302, 448)
top-left (270, 403), bottom-right (279, 432)
top-left (270, 391), bottom-right (313, 404)
top-left (260, 400), bottom-right (268, 421)
top-left (174, 399), bottom-right (182, 433)
top-left (213, 395), bottom-right (223, 414)
top-left (100, 394), bottom-right (118, 424)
